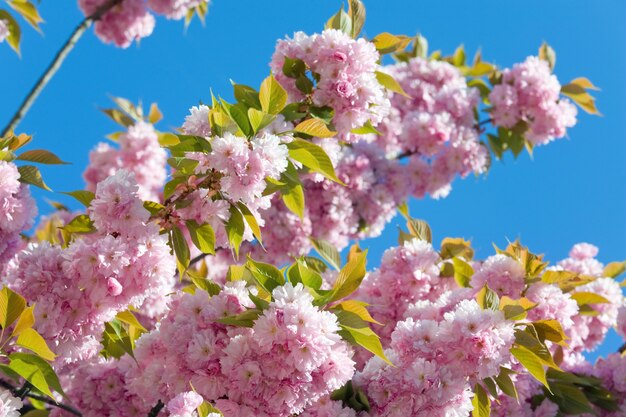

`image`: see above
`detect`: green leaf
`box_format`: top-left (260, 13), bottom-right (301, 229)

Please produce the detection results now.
top-left (171, 226), bottom-right (190, 270)
top-left (350, 120), bottom-right (382, 135)
top-left (531, 320), bottom-right (567, 345)
top-left (310, 238), bottom-right (342, 271)
top-left (229, 103), bottom-right (252, 137)
top-left (16, 328), bottom-right (57, 361)
top-left (17, 165), bottom-right (50, 191)
top-left (187, 270), bottom-right (222, 296)
top-left (440, 237), bottom-right (474, 260)
top-left (452, 257), bottom-right (474, 288)
top-left (511, 345), bottom-right (549, 390)
top-left (8, 1), bottom-right (43, 31)
top-left (287, 139), bottom-right (343, 184)
top-left (62, 214), bottom-right (95, 234)
top-left (232, 82), bottom-right (261, 109)
top-left (282, 57), bottom-right (306, 79)
top-left (375, 71), bottom-right (410, 98)
top-left (217, 309), bottom-right (261, 328)
top-left (453, 45), bottom-right (466, 67)
top-left (237, 203), bottom-right (263, 246)
top-left (333, 300), bottom-right (382, 325)
top-left (561, 80), bottom-right (600, 115)
top-left (294, 118), bottom-right (337, 138)
top-left (471, 383), bottom-right (490, 417)
top-left (225, 205), bottom-right (245, 258)
top-left (247, 108), bottom-right (275, 133)
top-left (570, 292), bottom-right (610, 306)
top-left (371, 32), bottom-right (412, 55)
top-left (603, 261), bottom-right (626, 279)
top-left (0, 286), bottom-right (26, 330)
top-left (538, 42), bottom-right (556, 71)
top-left (0, 11), bottom-right (21, 54)
top-left (259, 75), bottom-right (288, 115)
top-left (9, 352), bottom-right (64, 399)
top-left (406, 218), bottom-right (432, 242)
top-left (282, 180), bottom-right (305, 219)
top-left (329, 249), bottom-right (368, 302)
top-left (476, 285), bottom-right (499, 310)
top-left (247, 257), bottom-right (284, 294)
top-left (494, 367), bottom-right (518, 400)
top-left (348, 0), bottom-right (366, 38)
top-left (287, 260), bottom-right (323, 290)
top-left (101, 320), bottom-right (135, 360)
top-left (115, 310), bottom-right (147, 333)
top-left (11, 305), bottom-right (35, 337)
top-left (60, 190), bottom-right (95, 207)
top-left (339, 323), bottom-right (391, 365)
top-left (17, 150), bottom-right (69, 165)
top-left (186, 221), bottom-right (216, 255)
top-left (325, 5), bottom-right (352, 35)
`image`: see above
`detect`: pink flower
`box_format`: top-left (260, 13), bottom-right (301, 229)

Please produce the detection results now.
top-left (0, 389), bottom-right (21, 417)
top-left (0, 19), bottom-right (10, 43)
top-left (167, 391), bottom-right (204, 417)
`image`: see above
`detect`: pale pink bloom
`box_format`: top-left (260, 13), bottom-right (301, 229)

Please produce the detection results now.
top-left (0, 389), bottom-right (21, 417)
top-left (183, 105), bottom-right (211, 137)
top-left (167, 391), bottom-right (204, 417)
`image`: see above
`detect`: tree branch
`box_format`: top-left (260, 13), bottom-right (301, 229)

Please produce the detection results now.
top-left (148, 400), bottom-right (164, 417)
top-left (0, 379), bottom-right (82, 416)
top-left (1, 0), bottom-right (123, 137)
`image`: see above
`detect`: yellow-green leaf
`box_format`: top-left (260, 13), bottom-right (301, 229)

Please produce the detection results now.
top-left (287, 139), bottom-right (343, 184)
top-left (259, 75), bottom-right (288, 115)
top-left (0, 11), bottom-right (21, 54)
top-left (570, 291), bottom-right (610, 306)
top-left (511, 345), bottom-right (549, 389)
top-left (16, 328), bottom-right (57, 361)
top-left (0, 286), bottom-right (26, 330)
top-left (294, 118), bottom-right (337, 138)
top-left (333, 300), bottom-right (382, 325)
top-left (8, 353), bottom-right (64, 399)
top-left (148, 103), bottom-right (163, 124)
top-left (471, 383), bottom-right (490, 417)
top-left (375, 71), bottom-right (410, 98)
top-left (330, 249), bottom-right (368, 302)
top-left (603, 261), bottom-right (626, 279)
top-left (11, 305), bottom-right (35, 337)
top-left (17, 149), bottom-right (69, 165)
top-left (17, 165), bottom-right (50, 191)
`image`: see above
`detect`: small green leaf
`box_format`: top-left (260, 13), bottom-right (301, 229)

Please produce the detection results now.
top-left (538, 42), bottom-right (556, 71)
top-left (511, 345), bottom-right (549, 390)
top-left (17, 165), bottom-right (50, 191)
top-left (471, 383), bottom-right (490, 417)
top-left (16, 328), bottom-right (57, 361)
top-left (570, 292), bottom-right (610, 306)
top-left (603, 261), bottom-right (626, 279)
top-left (375, 71), bottom-right (410, 97)
top-left (17, 150), bottom-right (69, 165)
top-left (440, 237), bottom-right (474, 260)
top-left (186, 221), bottom-right (216, 255)
top-left (310, 238), bottom-right (342, 271)
top-left (294, 118), bottom-right (337, 138)
top-left (338, 323), bottom-right (391, 365)
top-left (333, 300), bottom-right (382, 325)
top-left (9, 353), bottom-right (64, 399)
top-left (237, 203), bottom-right (263, 246)
top-left (61, 190), bottom-right (95, 208)
top-left (0, 286), bottom-right (26, 330)
top-left (350, 120), bottom-right (382, 135)
top-left (452, 257), bottom-right (474, 288)
top-left (225, 205), bottom-right (245, 258)
top-left (171, 226), bottom-right (190, 269)
top-left (287, 139), bottom-right (343, 184)
top-left (62, 214), bottom-right (95, 234)
top-left (494, 367), bottom-right (518, 400)
top-left (11, 305), bottom-right (35, 337)
top-left (0, 11), bottom-right (21, 54)
top-left (406, 218), bottom-right (432, 242)
top-left (330, 249), bottom-right (368, 302)
top-left (259, 74), bottom-right (288, 115)
top-left (476, 285), bottom-right (500, 310)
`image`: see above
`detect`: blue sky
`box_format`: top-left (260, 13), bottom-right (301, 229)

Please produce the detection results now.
top-left (1, 1), bottom-right (625, 355)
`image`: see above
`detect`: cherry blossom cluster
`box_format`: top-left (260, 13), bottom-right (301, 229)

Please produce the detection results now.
top-left (489, 56), bottom-right (578, 145)
top-left (78, 0), bottom-right (210, 48)
top-left (271, 29), bottom-right (390, 141)
top-left (381, 57), bottom-right (488, 198)
top-left (5, 170), bottom-right (175, 365)
top-left (354, 297), bottom-right (515, 416)
top-left (0, 161), bottom-right (37, 272)
top-left (84, 120), bottom-right (167, 201)
top-left (58, 282), bottom-right (354, 417)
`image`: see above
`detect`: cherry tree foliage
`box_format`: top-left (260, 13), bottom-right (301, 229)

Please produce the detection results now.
top-left (0, 1), bottom-right (623, 417)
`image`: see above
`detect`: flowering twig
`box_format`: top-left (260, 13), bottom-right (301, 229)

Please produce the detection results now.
top-left (1, 0), bottom-right (123, 137)
top-left (148, 400), bottom-right (165, 417)
top-left (0, 379), bottom-right (82, 416)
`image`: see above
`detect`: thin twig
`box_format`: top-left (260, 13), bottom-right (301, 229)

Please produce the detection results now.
top-left (0, 379), bottom-right (82, 416)
top-left (1, 0), bottom-right (123, 137)
top-left (477, 118), bottom-right (493, 127)
top-left (148, 400), bottom-right (165, 417)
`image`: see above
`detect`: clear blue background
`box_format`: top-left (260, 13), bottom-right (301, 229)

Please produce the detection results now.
top-left (1, 0), bottom-right (624, 356)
